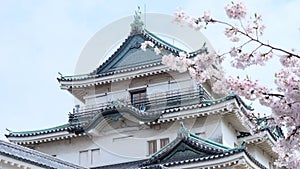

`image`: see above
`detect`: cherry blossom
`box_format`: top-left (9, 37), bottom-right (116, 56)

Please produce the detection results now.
top-left (173, 7), bottom-right (189, 26)
top-left (141, 41), bottom-right (154, 51)
top-left (203, 11), bottom-right (211, 22)
top-left (154, 47), bottom-right (161, 55)
top-left (225, 2), bottom-right (247, 19)
top-left (142, 1), bottom-right (300, 168)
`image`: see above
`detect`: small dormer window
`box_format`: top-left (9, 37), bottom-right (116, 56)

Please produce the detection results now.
top-left (131, 89), bottom-right (147, 110)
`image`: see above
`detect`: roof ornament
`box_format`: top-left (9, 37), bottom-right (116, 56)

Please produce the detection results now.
top-left (130, 6), bottom-right (144, 35)
top-left (177, 122), bottom-right (189, 138)
top-left (5, 128), bottom-right (12, 134)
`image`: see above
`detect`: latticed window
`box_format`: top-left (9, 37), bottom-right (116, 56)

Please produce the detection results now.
top-left (148, 140), bottom-right (157, 155)
top-left (160, 138), bottom-right (169, 148)
top-left (131, 89), bottom-right (147, 110)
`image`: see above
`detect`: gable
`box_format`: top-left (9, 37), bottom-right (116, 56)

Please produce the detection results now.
top-left (96, 34), bottom-right (162, 74)
top-left (159, 140), bottom-right (215, 163)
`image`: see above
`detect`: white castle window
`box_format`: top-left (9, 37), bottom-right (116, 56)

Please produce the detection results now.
top-left (160, 138), bottom-right (169, 148)
top-left (148, 138), bottom-right (170, 155)
top-left (131, 89), bottom-right (147, 110)
top-left (79, 150), bottom-right (88, 166)
top-left (79, 148), bottom-right (100, 167)
top-left (148, 140), bottom-right (157, 155)
top-left (91, 149), bottom-right (100, 166)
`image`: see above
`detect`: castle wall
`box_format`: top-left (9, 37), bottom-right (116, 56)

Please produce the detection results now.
top-left (221, 119), bottom-right (238, 148)
top-left (29, 116), bottom-right (227, 168)
top-left (83, 72), bottom-right (196, 107)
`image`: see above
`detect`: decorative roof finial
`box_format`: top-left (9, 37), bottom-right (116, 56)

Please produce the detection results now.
top-left (130, 6), bottom-right (144, 35)
top-left (177, 121), bottom-right (189, 138)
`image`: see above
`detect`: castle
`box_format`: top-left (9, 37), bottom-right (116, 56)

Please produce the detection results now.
top-left (2, 10), bottom-right (283, 169)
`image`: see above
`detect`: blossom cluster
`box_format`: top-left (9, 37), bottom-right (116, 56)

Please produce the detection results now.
top-left (225, 2), bottom-right (247, 19)
top-left (229, 47), bottom-right (273, 69)
top-left (143, 1), bottom-right (300, 168)
top-left (173, 8), bottom-right (189, 26)
top-left (141, 41), bottom-right (154, 51)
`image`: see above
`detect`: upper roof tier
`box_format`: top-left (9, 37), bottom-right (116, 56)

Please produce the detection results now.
top-left (57, 29), bottom-right (209, 83)
top-left (57, 8), bottom-right (212, 84)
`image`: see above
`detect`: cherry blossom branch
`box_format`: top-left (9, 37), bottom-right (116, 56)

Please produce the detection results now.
top-left (262, 93), bottom-right (284, 98)
top-left (144, 3), bottom-right (300, 168)
top-left (170, 3), bottom-right (300, 168)
top-left (211, 19), bottom-right (300, 59)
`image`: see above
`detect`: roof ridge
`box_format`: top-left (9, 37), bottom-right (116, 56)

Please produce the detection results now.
top-left (58, 29), bottom-right (208, 82)
top-left (144, 29), bottom-right (185, 53)
top-left (0, 140), bottom-right (86, 169)
top-left (6, 123), bottom-right (69, 136)
top-left (144, 29), bottom-right (209, 57)
top-left (143, 122), bottom-right (233, 166)
top-left (188, 132), bottom-right (232, 151)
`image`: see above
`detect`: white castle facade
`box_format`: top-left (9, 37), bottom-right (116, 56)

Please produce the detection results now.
top-left (2, 11), bottom-right (283, 169)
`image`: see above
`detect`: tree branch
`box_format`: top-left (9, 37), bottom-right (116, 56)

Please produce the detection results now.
top-left (210, 19), bottom-right (300, 59)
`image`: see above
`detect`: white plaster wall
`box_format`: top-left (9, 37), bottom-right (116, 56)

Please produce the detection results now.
top-left (33, 136), bottom-right (100, 168)
top-left (83, 72), bottom-right (196, 108)
top-left (26, 114), bottom-right (275, 168)
top-left (30, 118), bottom-right (203, 167)
top-left (91, 120), bottom-right (184, 161)
top-left (193, 115), bottom-right (223, 142)
top-left (221, 119), bottom-right (238, 148)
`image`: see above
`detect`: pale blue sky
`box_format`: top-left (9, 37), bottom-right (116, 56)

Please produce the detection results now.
top-left (0, 0), bottom-right (299, 141)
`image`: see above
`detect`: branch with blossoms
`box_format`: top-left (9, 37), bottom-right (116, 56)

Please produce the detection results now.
top-left (142, 1), bottom-right (300, 168)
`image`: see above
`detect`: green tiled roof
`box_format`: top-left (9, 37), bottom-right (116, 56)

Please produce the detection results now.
top-left (144, 29), bottom-right (185, 52)
top-left (141, 122), bottom-right (262, 168)
top-left (179, 122), bottom-right (232, 151)
top-left (58, 28), bottom-right (209, 81)
top-left (189, 132), bottom-right (232, 151)
top-left (7, 124), bottom-right (69, 136)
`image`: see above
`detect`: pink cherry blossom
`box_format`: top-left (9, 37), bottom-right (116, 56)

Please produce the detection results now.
top-left (174, 7), bottom-right (188, 25)
top-left (203, 11), bottom-right (211, 22)
top-left (225, 2), bottom-right (247, 20)
top-left (231, 36), bottom-right (240, 42)
top-left (224, 27), bottom-right (238, 38)
top-left (141, 42), bottom-right (147, 51)
top-left (229, 47), bottom-right (239, 57)
top-left (143, 2), bottom-right (300, 167)
top-left (259, 25), bottom-right (266, 35)
top-left (154, 47), bottom-right (161, 55)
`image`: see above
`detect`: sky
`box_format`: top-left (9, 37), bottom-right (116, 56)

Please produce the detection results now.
top-left (0, 0), bottom-right (299, 141)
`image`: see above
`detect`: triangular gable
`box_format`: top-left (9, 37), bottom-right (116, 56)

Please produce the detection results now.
top-left (95, 33), bottom-right (162, 74)
top-left (93, 29), bottom-right (209, 75)
top-left (156, 139), bottom-right (220, 163)
top-left (58, 30), bottom-right (209, 82)
top-left (142, 122), bottom-right (230, 166)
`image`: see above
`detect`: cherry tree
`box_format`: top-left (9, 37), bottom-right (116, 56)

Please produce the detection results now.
top-left (142, 2), bottom-right (299, 168)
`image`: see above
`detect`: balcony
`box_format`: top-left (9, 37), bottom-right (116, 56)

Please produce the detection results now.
top-left (68, 87), bottom-right (211, 128)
